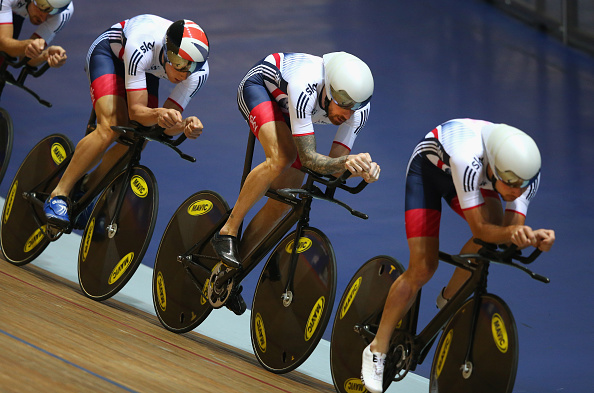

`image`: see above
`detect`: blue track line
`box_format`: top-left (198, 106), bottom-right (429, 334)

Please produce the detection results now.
top-left (0, 328), bottom-right (138, 392)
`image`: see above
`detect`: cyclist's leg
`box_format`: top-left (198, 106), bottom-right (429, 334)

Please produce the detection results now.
top-left (51, 96), bottom-right (125, 199)
top-left (441, 193), bottom-right (504, 300)
top-left (239, 166), bottom-right (305, 258)
top-left (212, 66), bottom-right (295, 267)
top-left (430, 294), bottom-right (518, 393)
top-left (331, 256), bottom-right (406, 393)
top-left (251, 227), bottom-right (336, 373)
top-left (45, 34), bottom-right (127, 225)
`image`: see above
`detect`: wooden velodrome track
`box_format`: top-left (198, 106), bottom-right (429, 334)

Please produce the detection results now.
top-left (0, 259), bottom-right (334, 393)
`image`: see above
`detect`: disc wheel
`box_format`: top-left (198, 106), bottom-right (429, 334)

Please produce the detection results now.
top-left (330, 255), bottom-right (405, 393)
top-left (78, 165), bottom-right (158, 300)
top-left (251, 227), bottom-right (336, 374)
top-left (430, 294), bottom-right (518, 393)
top-left (1, 134), bottom-right (73, 265)
top-left (152, 190), bottom-right (229, 333)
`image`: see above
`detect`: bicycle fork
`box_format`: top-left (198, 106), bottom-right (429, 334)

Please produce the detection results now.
top-left (459, 264), bottom-right (490, 379)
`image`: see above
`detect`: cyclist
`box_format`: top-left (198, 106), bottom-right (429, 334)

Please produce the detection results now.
top-left (43, 14), bottom-right (209, 228)
top-left (0, 0), bottom-right (73, 68)
top-left (360, 119), bottom-right (556, 393)
top-left (210, 51), bottom-right (381, 314)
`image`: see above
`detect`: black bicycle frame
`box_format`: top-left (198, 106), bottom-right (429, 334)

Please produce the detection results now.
top-left (401, 253), bottom-right (490, 370)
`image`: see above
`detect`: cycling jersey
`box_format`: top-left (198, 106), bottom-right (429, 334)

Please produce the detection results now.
top-left (238, 52), bottom-right (370, 151)
top-left (405, 118), bottom-right (540, 238)
top-left (0, 0), bottom-right (73, 43)
top-left (86, 14), bottom-right (208, 110)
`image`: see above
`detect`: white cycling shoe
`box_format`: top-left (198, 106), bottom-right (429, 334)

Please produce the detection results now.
top-left (361, 344), bottom-right (386, 393)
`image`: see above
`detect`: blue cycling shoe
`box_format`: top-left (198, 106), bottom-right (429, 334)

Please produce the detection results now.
top-left (43, 196), bottom-right (71, 227)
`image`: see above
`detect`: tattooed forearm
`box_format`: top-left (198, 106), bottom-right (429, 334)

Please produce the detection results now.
top-left (295, 135), bottom-right (347, 174)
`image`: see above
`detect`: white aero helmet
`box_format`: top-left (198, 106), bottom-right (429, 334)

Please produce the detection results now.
top-left (323, 52), bottom-right (373, 110)
top-left (482, 123), bottom-right (541, 188)
top-left (33, 0), bottom-right (71, 14)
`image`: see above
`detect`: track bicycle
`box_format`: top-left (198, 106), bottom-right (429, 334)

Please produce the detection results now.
top-left (0, 110), bottom-right (195, 301)
top-left (152, 132), bottom-right (370, 374)
top-left (0, 52), bottom-right (51, 185)
top-left (330, 240), bottom-right (550, 393)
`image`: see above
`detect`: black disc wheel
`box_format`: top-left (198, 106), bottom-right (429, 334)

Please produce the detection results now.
top-left (152, 190), bottom-right (229, 333)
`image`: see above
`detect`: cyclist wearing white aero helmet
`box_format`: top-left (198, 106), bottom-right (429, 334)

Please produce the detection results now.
top-left (43, 15), bottom-right (210, 228)
top-left (360, 118), bottom-right (556, 393)
top-left (0, 0), bottom-right (73, 67)
top-left (209, 51), bottom-right (381, 313)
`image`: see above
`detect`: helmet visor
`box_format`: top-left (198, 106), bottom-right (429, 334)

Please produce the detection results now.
top-left (330, 86), bottom-right (371, 110)
top-left (33, 0), bottom-right (67, 15)
top-left (164, 49), bottom-right (204, 74)
top-left (494, 166), bottom-right (538, 188)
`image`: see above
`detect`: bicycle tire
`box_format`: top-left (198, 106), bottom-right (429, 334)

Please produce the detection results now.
top-left (0, 107), bottom-right (14, 186)
top-left (152, 190), bottom-right (229, 333)
top-left (1, 134), bottom-right (73, 265)
top-left (78, 165), bottom-right (158, 301)
top-left (429, 294), bottom-right (518, 393)
top-left (330, 255), bottom-right (406, 393)
top-left (250, 227), bottom-right (336, 374)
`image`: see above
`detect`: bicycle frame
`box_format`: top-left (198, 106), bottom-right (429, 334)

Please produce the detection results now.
top-left (22, 115), bottom-right (193, 237)
top-left (0, 53), bottom-right (51, 106)
top-left (180, 131), bottom-right (367, 304)
top-left (390, 244), bottom-right (547, 374)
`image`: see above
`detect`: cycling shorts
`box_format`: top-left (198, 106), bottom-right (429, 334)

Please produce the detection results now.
top-left (237, 59), bottom-right (301, 169)
top-left (85, 30), bottom-right (159, 109)
top-left (404, 152), bottom-right (497, 238)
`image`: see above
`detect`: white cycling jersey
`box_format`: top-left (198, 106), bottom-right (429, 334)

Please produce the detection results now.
top-left (107, 14), bottom-right (208, 110)
top-left (262, 52), bottom-right (370, 151)
top-left (0, 0), bottom-right (73, 43)
top-left (417, 118), bottom-right (539, 216)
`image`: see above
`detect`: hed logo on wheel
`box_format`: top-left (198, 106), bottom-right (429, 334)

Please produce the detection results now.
top-left (50, 143), bottom-right (67, 165)
top-left (156, 271), bottom-right (167, 311)
top-left (3, 180), bottom-right (17, 223)
top-left (340, 277), bottom-right (362, 320)
top-left (254, 313), bottom-right (267, 353)
top-left (305, 296), bottom-right (325, 341)
top-left (285, 237), bottom-right (312, 254)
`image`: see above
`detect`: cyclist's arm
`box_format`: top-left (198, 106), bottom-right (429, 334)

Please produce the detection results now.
top-left (464, 206), bottom-right (539, 248)
top-left (127, 89), bottom-right (182, 128)
top-left (0, 24), bottom-right (36, 58)
top-left (295, 134), bottom-right (375, 177)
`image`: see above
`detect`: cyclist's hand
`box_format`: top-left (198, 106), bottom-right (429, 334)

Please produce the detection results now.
top-left (25, 38), bottom-right (46, 59)
top-left (157, 108), bottom-right (183, 129)
top-left (510, 225), bottom-right (538, 249)
top-left (361, 162), bottom-right (381, 183)
top-left (534, 228), bottom-right (555, 252)
top-left (183, 116), bottom-right (204, 139)
top-left (345, 153), bottom-right (372, 175)
top-left (46, 46), bottom-right (67, 68)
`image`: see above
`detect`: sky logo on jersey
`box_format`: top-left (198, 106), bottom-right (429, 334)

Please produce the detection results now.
top-left (254, 313), bottom-right (267, 353)
top-left (285, 237), bottom-right (312, 254)
top-left (491, 313), bottom-right (509, 353)
top-left (51, 143), bottom-right (67, 165)
top-left (305, 83), bottom-right (318, 96)
top-left (131, 175), bottom-right (148, 198)
top-left (140, 41), bottom-right (155, 53)
top-left (187, 200), bottom-right (213, 216)
top-left (3, 180), bottom-right (17, 224)
top-left (340, 277), bottom-right (362, 319)
top-left (109, 252), bottom-right (134, 285)
top-left (305, 296), bottom-right (325, 341)
top-left (435, 329), bottom-right (453, 378)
